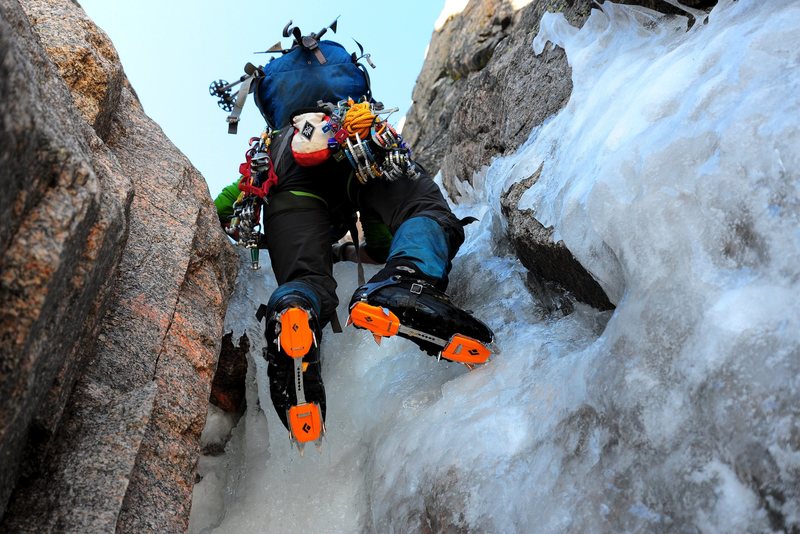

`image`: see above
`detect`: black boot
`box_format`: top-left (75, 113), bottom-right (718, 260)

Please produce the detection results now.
top-left (260, 294), bottom-right (326, 445)
top-left (348, 261), bottom-right (494, 364)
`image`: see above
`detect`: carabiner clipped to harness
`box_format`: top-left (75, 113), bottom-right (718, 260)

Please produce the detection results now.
top-left (226, 131), bottom-right (278, 269)
top-left (325, 99), bottom-right (421, 183)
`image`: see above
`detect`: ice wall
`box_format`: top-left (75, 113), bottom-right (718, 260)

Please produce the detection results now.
top-left (516, 0), bottom-right (798, 530)
top-left (191, 1), bottom-right (799, 532)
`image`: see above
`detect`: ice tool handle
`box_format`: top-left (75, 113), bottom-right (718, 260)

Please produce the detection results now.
top-left (257, 17), bottom-right (341, 64)
top-left (208, 62), bottom-right (263, 135)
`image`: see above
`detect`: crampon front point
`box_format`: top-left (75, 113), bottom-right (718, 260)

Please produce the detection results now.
top-left (287, 403), bottom-right (324, 445)
top-left (348, 302), bottom-right (492, 366)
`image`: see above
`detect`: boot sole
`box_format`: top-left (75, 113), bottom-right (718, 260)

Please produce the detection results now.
top-left (349, 302), bottom-right (492, 365)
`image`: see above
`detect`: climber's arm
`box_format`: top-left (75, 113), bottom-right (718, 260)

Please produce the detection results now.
top-left (214, 180), bottom-right (242, 224)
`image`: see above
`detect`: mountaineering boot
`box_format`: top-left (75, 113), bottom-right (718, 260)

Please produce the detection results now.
top-left (260, 294), bottom-right (326, 447)
top-left (348, 261), bottom-right (494, 366)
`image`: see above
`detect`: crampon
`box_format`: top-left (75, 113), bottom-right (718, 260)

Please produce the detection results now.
top-left (348, 276), bottom-right (494, 369)
top-left (263, 304), bottom-right (326, 452)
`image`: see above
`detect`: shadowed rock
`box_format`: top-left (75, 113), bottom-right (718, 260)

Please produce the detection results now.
top-left (501, 166), bottom-right (614, 310)
top-left (210, 332), bottom-right (249, 414)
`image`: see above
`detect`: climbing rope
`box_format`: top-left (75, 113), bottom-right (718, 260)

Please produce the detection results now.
top-left (324, 99), bottom-right (420, 183)
top-left (341, 99), bottom-right (379, 140)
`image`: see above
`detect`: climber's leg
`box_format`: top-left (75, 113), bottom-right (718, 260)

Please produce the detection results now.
top-left (260, 200), bottom-right (335, 444)
top-left (355, 172), bottom-right (465, 289)
top-left (349, 173), bottom-right (494, 365)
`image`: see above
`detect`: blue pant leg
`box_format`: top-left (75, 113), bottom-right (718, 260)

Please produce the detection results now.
top-left (385, 216), bottom-right (451, 281)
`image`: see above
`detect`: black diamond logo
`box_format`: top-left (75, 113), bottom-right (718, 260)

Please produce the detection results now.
top-left (468, 349), bottom-right (480, 356)
top-left (292, 323), bottom-right (299, 332)
top-left (302, 423), bottom-right (311, 433)
top-left (301, 121), bottom-right (315, 140)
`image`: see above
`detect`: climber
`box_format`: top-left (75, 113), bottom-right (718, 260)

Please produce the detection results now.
top-left (211, 20), bottom-right (494, 449)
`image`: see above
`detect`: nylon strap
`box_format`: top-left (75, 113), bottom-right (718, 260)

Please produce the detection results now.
top-left (227, 74), bottom-right (256, 135)
top-left (262, 191), bottom-right (326, 219)
top-left (256, 304), bottom-right (268, 322)
top-left (329, 313), bottom-right (342, 333)
top-left (271, 129), bottom-right (293, 174)
top-left (349, 219), bottom-right (365, 286)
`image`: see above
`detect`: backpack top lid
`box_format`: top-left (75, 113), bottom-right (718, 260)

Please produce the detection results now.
top-left (254, 40), bottom-right (371, 129)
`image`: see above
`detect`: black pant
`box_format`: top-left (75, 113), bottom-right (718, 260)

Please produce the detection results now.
top-left (263, 130), bottom-right (463, 325)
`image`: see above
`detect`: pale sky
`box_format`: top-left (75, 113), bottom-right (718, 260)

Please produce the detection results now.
top-left (77, 1), bottom-right (445, 197)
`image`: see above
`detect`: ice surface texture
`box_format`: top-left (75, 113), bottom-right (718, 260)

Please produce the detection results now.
top-left (191, 1), bottom-right (799, 531)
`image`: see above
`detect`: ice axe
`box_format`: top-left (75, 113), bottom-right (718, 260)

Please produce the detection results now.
top-left (257, 17), bottom-right (340, 64)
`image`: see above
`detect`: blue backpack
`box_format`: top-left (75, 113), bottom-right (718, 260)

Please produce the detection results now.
top-left (209, 20), bottom-right (374, 134)
top-left (254, 40), bottom-right (371, 129)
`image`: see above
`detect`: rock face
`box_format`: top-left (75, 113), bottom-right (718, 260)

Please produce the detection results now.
top-left (404, 0), bottom-right (590, 194)
top-left (404, 0), bottom-right (716, 310)
top-left (501, 165), bottom-right (614, 310)
top-left (0, 0), bottom-right (132, 518)
top-left (0, 0), bottom-right (237, 531)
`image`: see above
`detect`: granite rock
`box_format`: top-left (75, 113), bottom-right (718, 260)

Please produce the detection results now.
top-left (0, 0), bottom-right (238, 531)
top-left (0, 0), bottom-right (132, 517)
top-left (3, 384), bottom-right (157, 533)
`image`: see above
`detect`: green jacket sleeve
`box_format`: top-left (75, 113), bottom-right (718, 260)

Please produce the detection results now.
top-left (214, 181), bottom-right (241, 223)
top-left (360, 209), bottom-right (392, 263)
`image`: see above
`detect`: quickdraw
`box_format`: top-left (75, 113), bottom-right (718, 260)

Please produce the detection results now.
top-left (227, 131), bottom-right (277, 269)
top-left (324, 98), bottom-right (421, 184)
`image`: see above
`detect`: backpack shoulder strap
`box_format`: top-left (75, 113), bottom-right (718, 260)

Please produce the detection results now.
top-left (227, 74), bottom-right (258, 134)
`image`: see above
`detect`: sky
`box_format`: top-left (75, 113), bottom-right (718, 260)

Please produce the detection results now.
top-left (77, 1), bottom-right (446, 197)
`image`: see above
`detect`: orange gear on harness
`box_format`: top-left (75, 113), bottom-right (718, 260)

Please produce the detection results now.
top-left (342, 99), bottom-right (380, 140)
